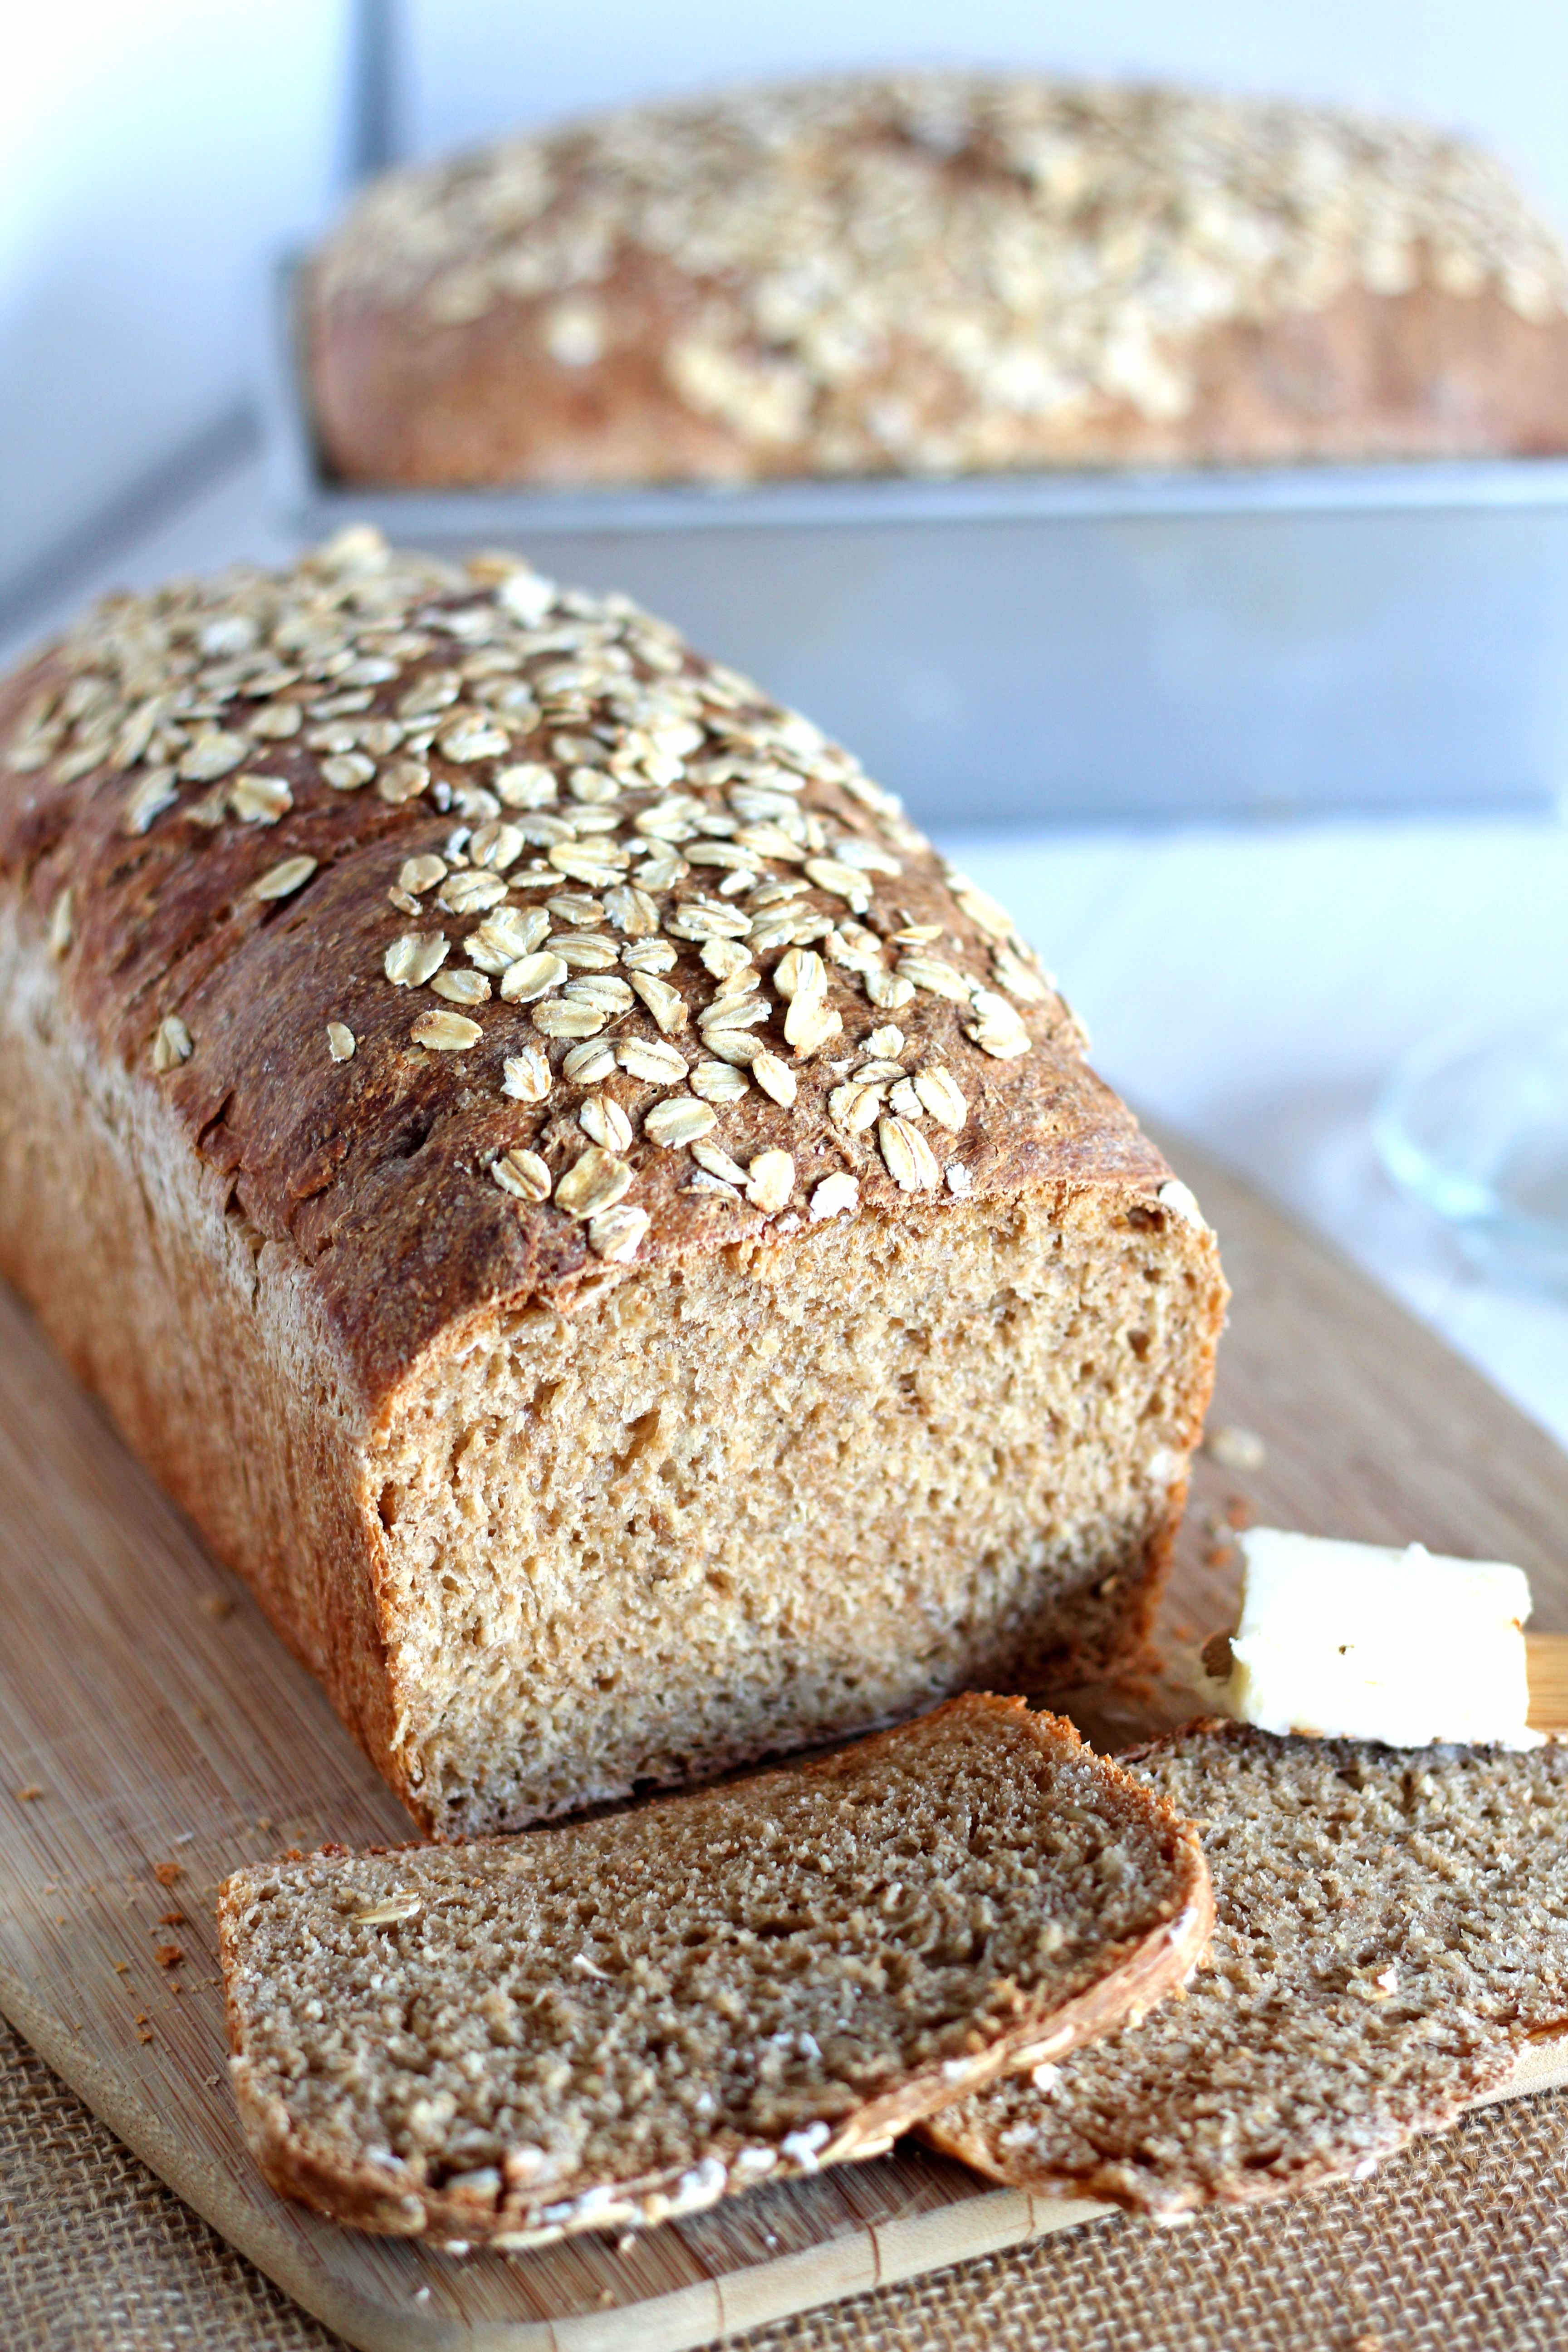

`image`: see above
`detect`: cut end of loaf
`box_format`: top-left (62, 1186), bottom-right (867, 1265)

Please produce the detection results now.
top-left (217, 1694), bottom-right (1211, 2247)
top-left (0, 532), bottom-right (1224, 1862)
top-left (374, 1183), bottom-right (1221, 1837)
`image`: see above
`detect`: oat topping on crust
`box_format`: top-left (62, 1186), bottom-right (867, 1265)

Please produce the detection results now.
top-left (310, 75), bottom-right (1568, 478)
top-left (0, 528), bottom-right (1186, 1403)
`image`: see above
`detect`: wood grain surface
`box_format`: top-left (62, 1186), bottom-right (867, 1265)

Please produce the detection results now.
top-left (1, 1125), bottom-right (1566, 2352)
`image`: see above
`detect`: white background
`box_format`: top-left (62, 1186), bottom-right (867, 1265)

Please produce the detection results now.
top-left (0, 4), bottom-right (347, 598)
top-left (404, 0), bottom-right (1568, 219)
top-left (5, 0), bottom-right (1568, 600)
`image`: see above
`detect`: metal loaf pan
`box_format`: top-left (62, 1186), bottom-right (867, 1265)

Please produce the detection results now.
top-left (265, 260), bottom-right (1568, 832)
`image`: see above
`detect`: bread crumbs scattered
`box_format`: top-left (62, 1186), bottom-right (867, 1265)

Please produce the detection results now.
top-left (159, 1910), bottom-right (187, 1926)
top-left (15, 1785), bottom-right (42, 1802)
top-left (1224, 1495), bottom-right (1254, 1529)
top-left (152, 1862), bottom-right (182, 1885)
top-left (154, 1944), bottom-right (183, 1969)
top-left (199, 1594), bottom-right (233, 1621)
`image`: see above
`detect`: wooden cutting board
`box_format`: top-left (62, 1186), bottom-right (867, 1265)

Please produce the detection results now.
top-left (2, 1127), bottom-right (1568, 2352)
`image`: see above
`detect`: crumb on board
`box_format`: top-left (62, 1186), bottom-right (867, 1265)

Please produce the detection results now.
top-left (152, 1862), bottom-right (183, 1886)
top-left (154, 1945), bottom-right (183, 1969)
top-left (1224, 1495), bottom-right (1254, 1529)
top-left (15, 1785), bottom-right (43, 1802)
top-left (1204, 1424), bottom-right (1267, 1472)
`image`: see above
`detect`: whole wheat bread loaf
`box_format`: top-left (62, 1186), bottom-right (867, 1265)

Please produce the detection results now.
top-left (307, 74), bottom-right (1568, 488)
top-left (921, 1720), bottom-right (1568, 2214)
top-left (218, 1696), bottom-right (1211, 2246)
top-left (0, 531), bottom-right (1224, 1838)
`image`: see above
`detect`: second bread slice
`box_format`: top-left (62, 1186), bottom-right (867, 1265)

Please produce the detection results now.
top-left (921, 1720), bottom-right (1568, 2213)
top-left (219, 1694), bottom-right (1210, 2246)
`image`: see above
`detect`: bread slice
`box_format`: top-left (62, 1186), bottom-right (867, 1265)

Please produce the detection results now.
top-left (218, 1695), bottom-right (1211, 2246)
top-left (921, 1720), bottom-right (1568, 2214)
top-left (0, 533), bottom-right (1225, 1839)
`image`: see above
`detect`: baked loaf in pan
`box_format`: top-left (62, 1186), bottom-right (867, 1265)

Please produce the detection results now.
top-left (0, 529), bottom-right (1225, 1837)
top-left (921, 1721), bottom-right (1568, 2212)
top-left (218, 1696), bottom-right (1212, 2245)
top-left (307, 74), bottom-right (1568, 489)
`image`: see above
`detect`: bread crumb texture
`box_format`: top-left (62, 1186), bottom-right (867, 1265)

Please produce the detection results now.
top-left (308, 74), bottom-right (1568, 485)
top-left (387, 1184), bottom-right (1206, 1831)
top-left (922, 1722), bottom-right (1568, 2212)
top-left (218, 1696), bottom-right (1210, 2245)
top-left (0, 535), bottom-right (1224, 1832)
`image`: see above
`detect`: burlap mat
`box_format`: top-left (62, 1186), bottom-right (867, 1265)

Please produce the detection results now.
top-left (5, 2011), bottom-right (1567, 2352)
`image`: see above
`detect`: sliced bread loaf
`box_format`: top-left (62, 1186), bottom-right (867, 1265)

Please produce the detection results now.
top-left (0, 533), bottom-right (1225, 1841)
top-left (218, 1695), bottom-right (1210, 2246)
top-left (921, 1720), bottom-right (1568, 2214)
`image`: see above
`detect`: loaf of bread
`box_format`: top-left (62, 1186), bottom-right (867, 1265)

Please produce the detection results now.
top-left (218, 1696), bottom-right (1212, 2245)
top-left (307, 74), bottom-right (1568, 488)
top-left (0, 529), bottom-right (1224, 1837)
top-left (922, 1720), bottom-right (1568, 2211)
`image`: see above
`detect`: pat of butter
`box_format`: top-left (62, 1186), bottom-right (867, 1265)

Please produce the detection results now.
top-left (1207, 1528), bottom-right (1539, 1749)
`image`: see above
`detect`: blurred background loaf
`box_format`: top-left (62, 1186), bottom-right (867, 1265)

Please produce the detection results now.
top-left (305, 73), bottom-right (1568, 489)
top-left (7, 0), bottom-right (1568, 612)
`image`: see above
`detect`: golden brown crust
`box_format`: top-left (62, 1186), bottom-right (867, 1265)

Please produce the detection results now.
top-left (313, 267), bottom-right (1568, 490)
top-left (0, 541), bottom-right (1180, 1417)
top-left (217, 1695), bottom-right (1213, 2244)
top-left (305, 75), bottom-right (1568, 490)
top-left (0, 893), bottom-right (406, 1789)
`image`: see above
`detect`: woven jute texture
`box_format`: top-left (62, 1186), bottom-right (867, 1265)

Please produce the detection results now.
top-left (5, 2014), bottom-right (1568, 2352)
